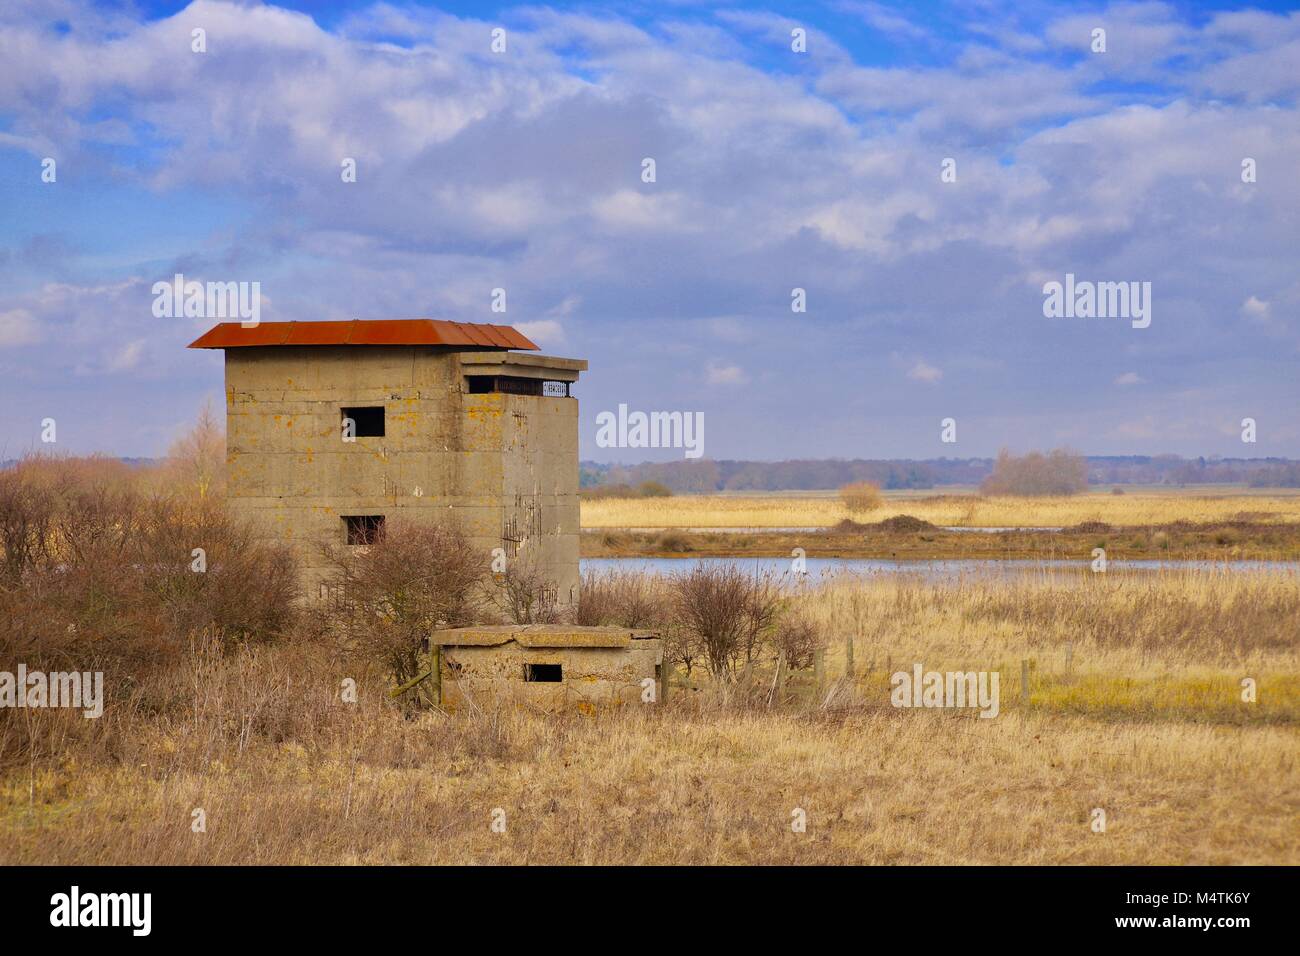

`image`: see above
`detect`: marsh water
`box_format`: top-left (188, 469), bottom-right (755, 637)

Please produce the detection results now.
top-left (581, 556), bottom-right (1298, 583)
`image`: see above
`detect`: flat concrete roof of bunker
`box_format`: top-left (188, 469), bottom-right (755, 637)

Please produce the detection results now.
top-left (432, 625), bottom-right (659, 648)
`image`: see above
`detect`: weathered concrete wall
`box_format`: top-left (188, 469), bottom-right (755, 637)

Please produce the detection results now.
top-left (439, 639), bottom-right (663, 715)
top-left (223, 345), bottom-right (581, 600)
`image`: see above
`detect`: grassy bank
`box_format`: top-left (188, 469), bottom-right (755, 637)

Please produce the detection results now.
top-left (4, 567), bottom-right (1296, 865)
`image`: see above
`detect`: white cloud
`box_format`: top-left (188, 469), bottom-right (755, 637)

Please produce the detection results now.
top-left (907, 360), bottom-right (943, 383)
top-left (845, 2), bottom-right (931, 42)
top-left (547, 295), bottom-right (582, 318)
top-left (706, 362), bottom-right (748, 386)
top-left (1241, 295), bottom-right (1270, 319)
top-left (104, 339), bottom-right (146, 373)
top-left (0, 309), bottom-right (41, 346)
top-left (1114, 371), bottom-right (1144, 386)
top-left (514, 319), bottom-right (565, 347)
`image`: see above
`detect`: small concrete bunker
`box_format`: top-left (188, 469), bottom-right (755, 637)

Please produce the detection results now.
top-left (431, 625), bottom-right (664, 715)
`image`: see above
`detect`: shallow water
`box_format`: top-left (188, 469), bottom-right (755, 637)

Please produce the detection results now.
top-left (597, 525), bottom-right (1064, 533)
top-left (581, 556), bottom-right (1299, 583)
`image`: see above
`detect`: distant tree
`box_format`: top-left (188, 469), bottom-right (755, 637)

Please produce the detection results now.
top-left (1249, 462), bottom-right (1300, 487)
top-left (168, 402), bottom-right (225, 500)
top-left (980, 448), bottom-right (1088, 496)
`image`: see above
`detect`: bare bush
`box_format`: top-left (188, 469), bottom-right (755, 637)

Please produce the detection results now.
top-left (320, 521), bottom-right (486, 685)
top-left (772, 610), bottom-right (824, 671)
top-left (0, 461), bottom-right (57, 584)
top-left (980, 448), bottom-right (1088, 496)
top-left (0, 453), bottom-right (298, 677)
top-left (662, 622), bottom-right (703, 680)
top-left (839, 481), bottom-right (882, 514)
top-left (574, 569), bottom-right (667, 628)
top-left (488, 554), bottom-right (562, 624)
top-left (134, 497), bottom-right (299, 642)
top-left (671, 562), bottom-right (782, 681)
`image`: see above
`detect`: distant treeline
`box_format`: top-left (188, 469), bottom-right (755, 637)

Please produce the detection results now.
top-left (581, 455), bottom-right (1300, 492)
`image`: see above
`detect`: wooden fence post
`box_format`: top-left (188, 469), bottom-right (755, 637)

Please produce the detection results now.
top-left (845, 634), bottom-right (855, 679)
top-left (430, 643), bottom-right (441, 707)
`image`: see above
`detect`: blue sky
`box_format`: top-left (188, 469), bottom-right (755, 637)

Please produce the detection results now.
top-left (1, 0), bottom-right (1297, 461)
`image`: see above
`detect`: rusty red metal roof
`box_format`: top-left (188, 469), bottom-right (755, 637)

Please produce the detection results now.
top-left (187, 319), bottom-right (539, 351)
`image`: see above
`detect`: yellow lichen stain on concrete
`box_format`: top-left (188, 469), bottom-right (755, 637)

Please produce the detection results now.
top-left (465, 404), bottom-right (504, 422)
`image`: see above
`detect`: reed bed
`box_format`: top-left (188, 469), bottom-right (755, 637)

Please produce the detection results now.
top-left (581, 492), bottom-right (1300, 529)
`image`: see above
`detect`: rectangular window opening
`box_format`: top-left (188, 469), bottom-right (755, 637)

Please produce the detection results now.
top-left (344, 514), bottom-right (385, 546)
top-left (524, 663), bottom-right (563, 683)
top-left (341, 406), bottom-right (384, 437)
top-left (465, 376), bottom-right (564, 397)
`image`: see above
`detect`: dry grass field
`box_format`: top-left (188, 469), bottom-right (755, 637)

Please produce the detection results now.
top-left (582, 490), bottom-right (1300, 530)
top-left (4, 567), bottom-right (1296, 865)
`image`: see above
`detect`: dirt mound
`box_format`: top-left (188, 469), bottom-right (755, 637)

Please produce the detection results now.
top-left (874, 514), bottom-right (939, 533)
top-left (1069, 520), bottom-right (1113, 533)
top-left (830, 518), bottom-right (869, 533)
top-left (831, 514), bottom-right (940, 534)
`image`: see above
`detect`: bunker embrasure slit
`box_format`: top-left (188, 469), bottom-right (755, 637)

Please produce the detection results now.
top-left (466, 375), bottom-right (569, 397)
top-left (525, 663), bottom-right (563, 683)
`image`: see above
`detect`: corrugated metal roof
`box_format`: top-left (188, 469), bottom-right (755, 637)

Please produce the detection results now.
top-left (187, 319), bottom-right (539, 351)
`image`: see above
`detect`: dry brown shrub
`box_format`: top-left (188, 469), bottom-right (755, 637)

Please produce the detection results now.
top-left (671, 562), bottom-right (782, 681)
top-left (0, 454), bottom-right (300, 767)
top-left (839, 481), bottom-right (882, 514)
top-left (0, 454), bottom-right (298, 681)
top-left (319, 520), bottom-right (487, 686)
top-left (574, 569), bottom-right (668, 628)
top-left (489, 554), bottom-right (561, 625)
top-left (772, 610), bottom-right (824, 670)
